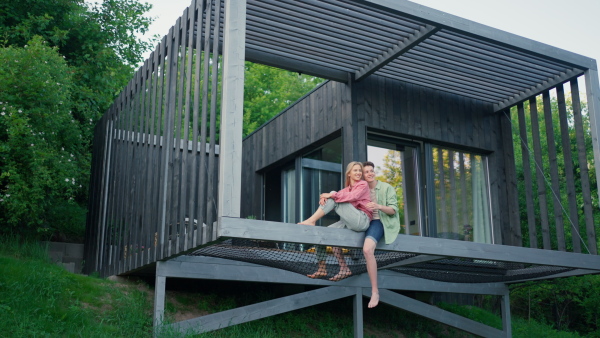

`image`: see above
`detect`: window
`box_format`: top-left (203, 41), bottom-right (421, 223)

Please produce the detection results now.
top-left (263, 137), bottom-right (342, 250)
top-left (427, 146), bottom-right (492, 244)
top-left (367, 134), bottom-right (493, 243)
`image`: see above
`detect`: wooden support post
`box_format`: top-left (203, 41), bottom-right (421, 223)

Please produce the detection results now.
top-left (500, 288), bottom-right (512, 337)
top-left (153, 261), bottom-right (167, 331)
top-left (353, 287), bottom-right (364, 338)
top-left (585, 68), bottom-right (600, 208)
top-left (218, 0), bottom-right (247, 219)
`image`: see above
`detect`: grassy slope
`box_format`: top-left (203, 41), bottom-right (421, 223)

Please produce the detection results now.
top-left (0, 241), bottom-right (583, 337)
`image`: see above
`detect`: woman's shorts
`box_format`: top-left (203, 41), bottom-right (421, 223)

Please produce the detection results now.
top-left (365, 219), bottom-right (384, 244)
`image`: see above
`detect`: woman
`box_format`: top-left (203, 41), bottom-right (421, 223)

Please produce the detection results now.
top-left (361, 161), bottom-right (401, 308)
top-left (299, 161), bottom-right (372, 281)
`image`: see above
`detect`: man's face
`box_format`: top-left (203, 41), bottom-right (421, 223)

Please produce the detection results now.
top-left (363, 165), bottom-right (375, 183)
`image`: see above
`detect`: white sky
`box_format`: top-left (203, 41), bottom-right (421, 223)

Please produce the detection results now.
top-left (140, 0), bottom-right (600, 66)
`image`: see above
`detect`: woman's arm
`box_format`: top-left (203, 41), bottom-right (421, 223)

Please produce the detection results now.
top-left (330, 181), bottom-right (369, 203)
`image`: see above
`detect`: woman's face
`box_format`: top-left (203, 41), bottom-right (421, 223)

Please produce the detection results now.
top-left (348, 164), bottom-right (363, 183)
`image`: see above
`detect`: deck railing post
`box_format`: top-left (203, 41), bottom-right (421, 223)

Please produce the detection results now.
top-left (218, 0), bottom-right (247, 219)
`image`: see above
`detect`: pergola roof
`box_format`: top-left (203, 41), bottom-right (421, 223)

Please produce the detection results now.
top-left (241, 0), bottom-right (596, 111)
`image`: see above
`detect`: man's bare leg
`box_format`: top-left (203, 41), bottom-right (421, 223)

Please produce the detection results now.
top-left (363, 238), bottom-right (379, 308)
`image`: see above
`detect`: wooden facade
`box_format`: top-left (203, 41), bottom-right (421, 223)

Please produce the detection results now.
top-left (84, 0), bottom-right (600, 336)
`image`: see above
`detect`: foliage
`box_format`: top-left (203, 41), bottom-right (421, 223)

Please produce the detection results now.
top-left (0, 37), bottom-right (86, 237)
top-left (243, 62), bottom-right (324, 136)
top-left (509, 93), bottom-right (599, 252)
top-left (374, 150), bottom-right (405, 224)
top-left (0, 0), bottom-right (154, 240)
top-left (510, 275), bottom-right (600, 335)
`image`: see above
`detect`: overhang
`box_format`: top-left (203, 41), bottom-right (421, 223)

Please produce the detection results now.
top-left (236, 0), bottom-right (596, 112)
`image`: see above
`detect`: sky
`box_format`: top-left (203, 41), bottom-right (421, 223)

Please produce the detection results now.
top-left (139, 0), bottom-right (600, 67)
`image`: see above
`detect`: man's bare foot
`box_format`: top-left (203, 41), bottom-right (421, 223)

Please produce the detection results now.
top-left (368, 292), bottom-right (379, 308)
top-left (329, 268), bottom-right (352, 281)
top-left (298, 220), bottom-right (316, 226)
top-left (307, 268), bottom-right (327, 278)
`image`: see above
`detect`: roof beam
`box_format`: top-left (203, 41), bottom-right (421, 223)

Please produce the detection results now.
top-left (357, 0), bottom-right (597, 70)
top-left (355, 24), bottom-right (439, 81)
top-left (493, 68), bottom-right (583, 112)
top-left (245, 47), bottom-right (349, 82)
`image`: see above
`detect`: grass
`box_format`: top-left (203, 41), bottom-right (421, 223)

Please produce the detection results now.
top-left (0, 236), bottom-right (152, 337)
top-left (0, 236), bottom-right (588, 337)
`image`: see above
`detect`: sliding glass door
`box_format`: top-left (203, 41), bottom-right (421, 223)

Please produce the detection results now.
top-left (367, 137), bottom-right (422, 236)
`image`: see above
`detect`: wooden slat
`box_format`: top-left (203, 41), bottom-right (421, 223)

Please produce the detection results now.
top-left (570, 79), bottom-right (597, 254)
top-left (500, 110), bottom-right (522, 246)
top-left (542, 91), bottom-right (566, 251)
top-left (158, 25), bottom-right (177, 260)
top-left (529, 97), bottom-right (552, 249)
top-left (556, 84), bottom-right (582, 253)
top-left (206, 0), bottom-right (223, 240)
top-left (516, 103), bottom-right (538, 249)
top-left (197, 0), bottom-right (213, 245)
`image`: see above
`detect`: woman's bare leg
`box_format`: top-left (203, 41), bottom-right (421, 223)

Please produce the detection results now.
top-left (363, 238), bottom-right (379, 308)
top-left (298, 207), bottom-right (325, 226)
top-left (307, 260), bottom-right (327, 278)
top-left (329, 247), bottom-right (352, 281)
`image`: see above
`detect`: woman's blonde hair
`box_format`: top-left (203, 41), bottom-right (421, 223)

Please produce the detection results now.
top-left (344, 161), bottom-right (364, 187)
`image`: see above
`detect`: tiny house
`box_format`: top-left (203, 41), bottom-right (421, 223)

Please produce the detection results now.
top-left (85, 1), bottom-right (600, 336)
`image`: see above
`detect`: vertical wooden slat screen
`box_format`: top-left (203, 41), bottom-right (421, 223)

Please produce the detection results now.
top-left (84, 0), bottom-right (226, 276)
top-left (506, 77), bottom-right (597, 255)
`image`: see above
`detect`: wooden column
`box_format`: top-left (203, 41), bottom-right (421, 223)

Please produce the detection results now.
top-left (500, 287), bottom-right (512, 338)
top-left (585, 68), bottom-right (600, 213)
top-left (218, 0), bottom-right (247, 219)
top-left (153, 261), bottom-right (167, 329)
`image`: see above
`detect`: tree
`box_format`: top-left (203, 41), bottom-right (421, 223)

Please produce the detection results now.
top-left (0, 0), bottom-right (154, 239)
top-left (243, 62), bottom-right (324, 136)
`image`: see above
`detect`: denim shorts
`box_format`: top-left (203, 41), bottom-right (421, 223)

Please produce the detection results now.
top-left (365, 219), bottom-right (384, 244)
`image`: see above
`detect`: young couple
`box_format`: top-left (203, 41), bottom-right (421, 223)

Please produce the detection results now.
top-left (298, 161), bottom-right (400, 308)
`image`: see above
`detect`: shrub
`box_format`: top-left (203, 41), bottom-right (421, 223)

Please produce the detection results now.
top-left (0, 36), bottom-right (87, 239)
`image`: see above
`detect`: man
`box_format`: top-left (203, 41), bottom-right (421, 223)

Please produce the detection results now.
top-left (362, 161), bottom-right (401, 308)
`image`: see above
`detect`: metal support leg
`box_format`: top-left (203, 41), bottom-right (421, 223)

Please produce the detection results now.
top-left (353, 287), bottom-right (364, 338)
top-left (154, 261), bottom-right (167, 330)
top-left (500, 288), bottom-right (512, 337)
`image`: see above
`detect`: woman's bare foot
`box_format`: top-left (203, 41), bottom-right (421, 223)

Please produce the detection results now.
top-left (298, 220), bottom-right (316, 226)
top-left (368, 292), bottom-right (380, 308)
top-left (329, 268), bottom-right (352, 281)
top-left (307, 268), bottom-right (327, 278)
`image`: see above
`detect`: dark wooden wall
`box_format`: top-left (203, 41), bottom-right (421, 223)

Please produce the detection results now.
top-left (241, 81), bottom-right (351, 219)
top-left (241, 75), bottom-right (518, 246)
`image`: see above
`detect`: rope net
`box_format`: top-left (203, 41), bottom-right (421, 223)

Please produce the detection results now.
top-left (191, 239), bottom-right (572, 283)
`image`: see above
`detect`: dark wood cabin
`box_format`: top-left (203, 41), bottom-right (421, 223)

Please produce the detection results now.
top-left (84, 0), bottom-right (600, 336)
